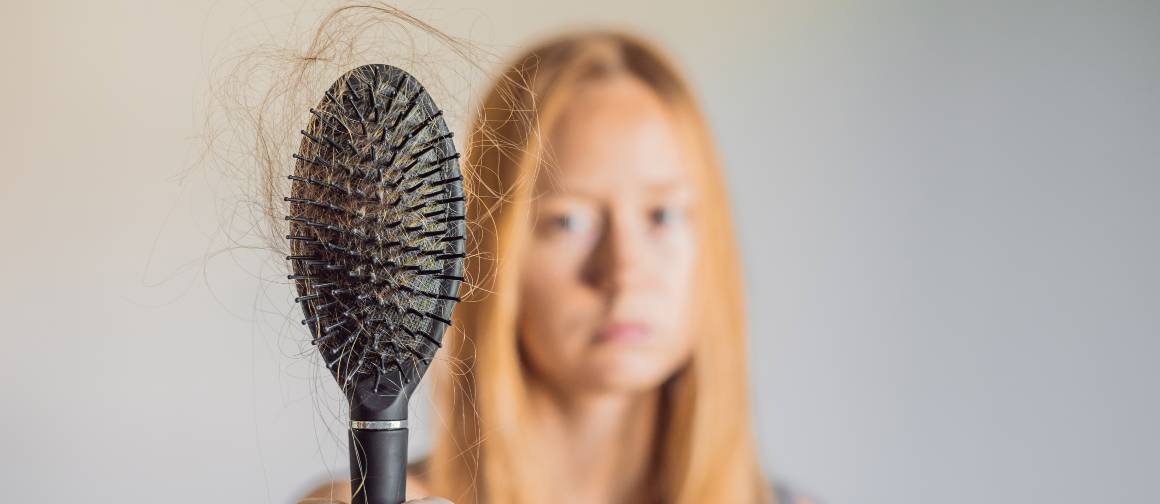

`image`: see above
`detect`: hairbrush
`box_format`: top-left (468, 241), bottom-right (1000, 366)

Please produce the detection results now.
top-left (285, 64), bottom-right (465, 504)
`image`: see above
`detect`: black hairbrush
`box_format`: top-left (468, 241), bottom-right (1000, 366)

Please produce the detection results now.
top-left (285, 64), bottom-right (464, 504)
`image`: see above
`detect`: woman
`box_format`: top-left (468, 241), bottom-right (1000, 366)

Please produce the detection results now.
top-left (304, 30), bottom-right (811, 504)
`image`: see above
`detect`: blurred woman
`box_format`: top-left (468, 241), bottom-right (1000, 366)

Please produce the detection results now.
top-left (305, 30), bottom-right (811, 504)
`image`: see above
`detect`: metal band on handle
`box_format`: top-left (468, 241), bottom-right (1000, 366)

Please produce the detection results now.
top-left (350, 420), bottom-right (408, 430)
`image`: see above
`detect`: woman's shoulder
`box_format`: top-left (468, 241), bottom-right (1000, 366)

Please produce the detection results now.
top-left (771, 478), bottom-right (822, 504)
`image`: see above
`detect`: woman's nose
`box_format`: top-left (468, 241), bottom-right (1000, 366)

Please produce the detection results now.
top-left (585, 211), bottom-right (647, 294)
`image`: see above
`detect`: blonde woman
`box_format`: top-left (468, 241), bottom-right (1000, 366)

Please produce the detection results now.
top-left (304, 30), bottom-right (813, 504)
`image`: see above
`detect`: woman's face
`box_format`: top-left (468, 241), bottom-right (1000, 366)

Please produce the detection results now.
top-left (517, 75), bottom-right (698, 394)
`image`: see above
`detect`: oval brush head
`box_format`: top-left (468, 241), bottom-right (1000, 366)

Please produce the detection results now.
top-left (285, 63), bottom-right (464, 415)
top-left (285, 64), bottom-right (464, 504)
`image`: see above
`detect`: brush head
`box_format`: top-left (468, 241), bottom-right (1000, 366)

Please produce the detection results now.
top-left (285, 64), bottom-right (464, 420)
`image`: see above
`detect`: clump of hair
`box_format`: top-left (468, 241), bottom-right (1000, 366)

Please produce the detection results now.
top-left (286, 63), bottom-right (465, 390)
top-left (196, 1), bottom-right (518, 442)
top-left (204, 2), bottom-right (511, 272)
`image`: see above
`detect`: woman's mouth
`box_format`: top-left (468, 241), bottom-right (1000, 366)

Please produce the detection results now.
top-left (595, 321), bottom-right (651, 343)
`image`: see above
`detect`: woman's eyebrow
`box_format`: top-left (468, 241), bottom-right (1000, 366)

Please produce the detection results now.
top-left (538, 180), bottom-right (687, 199)
top-left (645, 181), bottom-right (684, 193)
top-left (644, 181), bottom-right (692, 200)
top-left (538, 184), bottom-right (602, 200)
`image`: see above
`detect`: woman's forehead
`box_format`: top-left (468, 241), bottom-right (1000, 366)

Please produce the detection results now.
top-left (540, 76), bottom-right (695, 196)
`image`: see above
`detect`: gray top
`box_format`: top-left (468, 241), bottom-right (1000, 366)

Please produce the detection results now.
top-left (772, 478), bottom-right (819, 504)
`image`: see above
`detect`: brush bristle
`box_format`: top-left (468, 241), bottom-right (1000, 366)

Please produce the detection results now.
top-left (285, 64), bottom-right (464, 392)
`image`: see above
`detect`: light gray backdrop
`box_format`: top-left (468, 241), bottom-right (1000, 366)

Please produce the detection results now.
top-left (1, 1), bottom-right (1156, 503)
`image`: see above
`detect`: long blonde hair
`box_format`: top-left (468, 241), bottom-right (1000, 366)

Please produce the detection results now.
top-left (426, 30), bottom-right (770, 504)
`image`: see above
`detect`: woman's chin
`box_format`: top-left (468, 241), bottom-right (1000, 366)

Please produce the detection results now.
top-left (574, 352), bottom-right (684, 393)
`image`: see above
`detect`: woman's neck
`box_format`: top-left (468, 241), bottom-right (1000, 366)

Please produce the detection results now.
top-left (525, 382), bottom-right (662, 504)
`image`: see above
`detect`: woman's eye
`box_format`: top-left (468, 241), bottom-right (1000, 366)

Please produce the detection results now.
top-left (554, 214), bottom-right (575, 230)
top-left (650, 206), bottom-right (680, 227)
top-left (550, 211), bottom-right (588, 233)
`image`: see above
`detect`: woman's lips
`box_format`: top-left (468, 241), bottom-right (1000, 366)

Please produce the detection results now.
top-left (595, 321), bottom-right (651, 343)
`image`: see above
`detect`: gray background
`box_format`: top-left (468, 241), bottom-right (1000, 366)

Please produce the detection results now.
top-left (1, 1), bottom-right (1156, 503)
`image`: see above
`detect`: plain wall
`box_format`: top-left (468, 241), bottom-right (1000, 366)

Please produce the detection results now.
top-left (1, 1), bottom-right (1156, 503)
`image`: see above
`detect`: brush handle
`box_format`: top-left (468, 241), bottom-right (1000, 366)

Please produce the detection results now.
top-left (349, 426), bottom-right (408, 504)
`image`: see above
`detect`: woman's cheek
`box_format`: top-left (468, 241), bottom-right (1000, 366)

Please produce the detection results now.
top-left (656, 224), bottom-right (695, 285)
top-left (664, 227), bottom-right (698, 334)
top-left (521, 240), bottom-right (583, 336)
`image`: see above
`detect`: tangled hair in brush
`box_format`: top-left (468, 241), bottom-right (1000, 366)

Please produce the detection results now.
top-left (204, 2), bottom-right (509, 261)
top-left (203, 2), bottom-right (521, 346)
top-left (199, 2), bottom-right (523, 432)
top-left (287, 63), bottom-right (465, 391)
